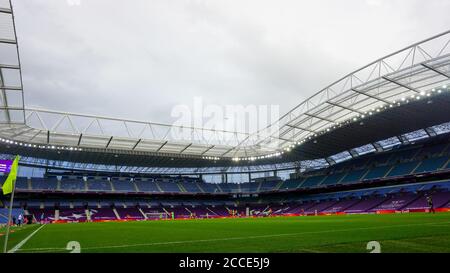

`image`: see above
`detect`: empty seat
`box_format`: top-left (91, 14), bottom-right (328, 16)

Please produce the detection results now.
top-left (260, 181), bottom-right (280, 191)
top-left (414, 157), bottom-right (448, 173)
top-left (87, 179), bottom-right (112, 191)
top-left (279, 179), bottom-right (303, 190)
top-left (111, 179), bottom-right (136, 192)
top-left (320, 172), bottom-right (346, 186)
top-left (31, 178), bottom-right (58, 190)
top-left (157, 181), bottom-right (181, 192)
top-left (340, 169), bottom-right (367, 184)
top-left (387, 161), bottom-right (420, 177)
top-left (60, 179), bottom-right (85, 191)
top-left (15, 177), bottom-right (29, 190)
top-left (300, 175), bottom-right (326, 188)
top-left (181, 181), bottom-right (202, 192)
top-left (197, 183), bottom-right (221, 193)
top-left (134, 180), bottom-right (160, 192)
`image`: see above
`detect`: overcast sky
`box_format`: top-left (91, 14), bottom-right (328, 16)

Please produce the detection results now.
top-left (12, 0), bottom-right (450, 125)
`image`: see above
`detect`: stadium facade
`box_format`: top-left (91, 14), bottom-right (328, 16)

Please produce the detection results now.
top-left (1, 1), bottom-right (450, 223)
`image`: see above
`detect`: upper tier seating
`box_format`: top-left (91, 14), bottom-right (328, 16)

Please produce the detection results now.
top-left (7, 179), bottom-right (450, 221)
top-left (279, 179), bottom-right (302, 190)
top-left (90, 208), bottom-right (117, 220)
top-left (7, 137), bottom-right (450, 195)
top-left (369, 194), bottom-right (419, 211)
top-left (116, 208), bottom-right (144, 219)
top-left (340, 169), bottom-right (367, 184)
top-left (414, 156), bottom-right (448, 173)
top-left (111, 179), bottom-right (136, 192)
top-left (219, 183), bottom-right (240, 193)
top-left (180, 181), bottom-right (202, 192)
top-left (60, 178), bottom-right (85, 191)
top-left (87, 178), bottom-right (112, 191)
top-left (260, 180), bottom-right (280, 191)
top-left (15, 177), bottom-right (29, 190)
top-left (300, 175), bottom-right (326, 188)
top-left (197, 182), bottom-right (221, 193)
top-left (134, 179), bottom-right (160, 192)
top-left (157, 180), bottom-right (181, 192)
top-left (320, 172), bottom-right (346, 186)
top-left (386, 161), bottom-right (420, 177)
top-left (31, 177), bottom-right (58, 190)
top-left (363, 165), bottom-right (391, 180)
top-left (414, 143), bottom-right (448, 158)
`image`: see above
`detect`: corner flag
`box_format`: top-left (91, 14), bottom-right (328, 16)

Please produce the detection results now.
top-left (2, 155), bottom-right (19, 195)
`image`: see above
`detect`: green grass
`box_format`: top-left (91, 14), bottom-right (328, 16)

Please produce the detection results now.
top-left (1, 213), bottom-right (450, 253)
top-left (0, 224), bottom-right (42, 252)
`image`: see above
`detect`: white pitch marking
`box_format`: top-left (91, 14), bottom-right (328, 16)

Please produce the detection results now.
top-left (8, 224), bottom-right (46, 253)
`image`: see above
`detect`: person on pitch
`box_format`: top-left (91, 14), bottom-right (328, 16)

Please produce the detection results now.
top-left (426, 195), bottom-right (435, 214)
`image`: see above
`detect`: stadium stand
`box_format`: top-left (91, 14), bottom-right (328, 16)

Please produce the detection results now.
top-left (15, 178), bottom-right (450, 222)
top-left (300, 175), bottom-right (326, 188)
top-left (28, 208), bottom-right (55, 222)
top-left (157, 180), bottom-right (182, 192)
top-left (3, 121), bottom-right (450, 224)
top-left (340, 169), bottom-right (368, 184)
top-left (180, 181), bottom-right (202, 193)
top-left (14, 177), bottom-right (29, 190)
top-left (0, 208), bottom-right (24, 224)
top-left (87, 177), bottom-right (112, 191)
top-left (134, 178), bottom-right (160, 192)
top-left (387, 161), bottom-right (420, 177)
top-left (363, 165), bottom-right (391, 180)
top-left (90, 208), bottom-right (117, 221)
top-left (198, 182), bottom-right (221, 193)
top-left (278, 179), bottom-right (303, 190)
top-left (0, 7), bottom-right (450, 243)
top-left (320, 172), bottom-right (346, 186)
top-left (60, 177), bottom-right (86, 191)
top-left (31, 177), bottom-right (58, 190)
top-left (414, 157), bottom-right (448, 173)
top-left (58, 208), bottom-right (89, 222)
top-left (111, 178), bottom-right (136, 192)
top-left (115, 207), bottom-right (145, 220)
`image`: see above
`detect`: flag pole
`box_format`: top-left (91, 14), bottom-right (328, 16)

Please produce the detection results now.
top-left (2, 169), bottom-right (17, 253)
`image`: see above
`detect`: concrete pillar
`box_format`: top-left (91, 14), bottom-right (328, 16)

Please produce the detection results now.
top-left (373, 142), bottom-right (384, 152)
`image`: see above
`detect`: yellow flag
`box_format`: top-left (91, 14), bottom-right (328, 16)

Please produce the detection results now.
top-left (2, 155), bottom-right (20, 195)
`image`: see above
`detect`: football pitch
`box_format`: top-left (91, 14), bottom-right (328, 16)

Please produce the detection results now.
top-left (1, 212), bottom-right (450, 253)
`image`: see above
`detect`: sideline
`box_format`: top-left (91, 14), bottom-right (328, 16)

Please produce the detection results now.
top-left (7, 224), bottom-right (46, 253)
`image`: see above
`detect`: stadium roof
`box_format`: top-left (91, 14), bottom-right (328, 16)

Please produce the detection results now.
top-left (0, 1), bottom-right (450, 169)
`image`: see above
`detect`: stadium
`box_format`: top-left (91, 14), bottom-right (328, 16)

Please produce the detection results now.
top-left (1, 0), bottom-right (450, 256)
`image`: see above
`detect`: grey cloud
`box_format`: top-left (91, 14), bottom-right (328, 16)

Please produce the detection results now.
top-left (12, 0), bottom-right (450, 125)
